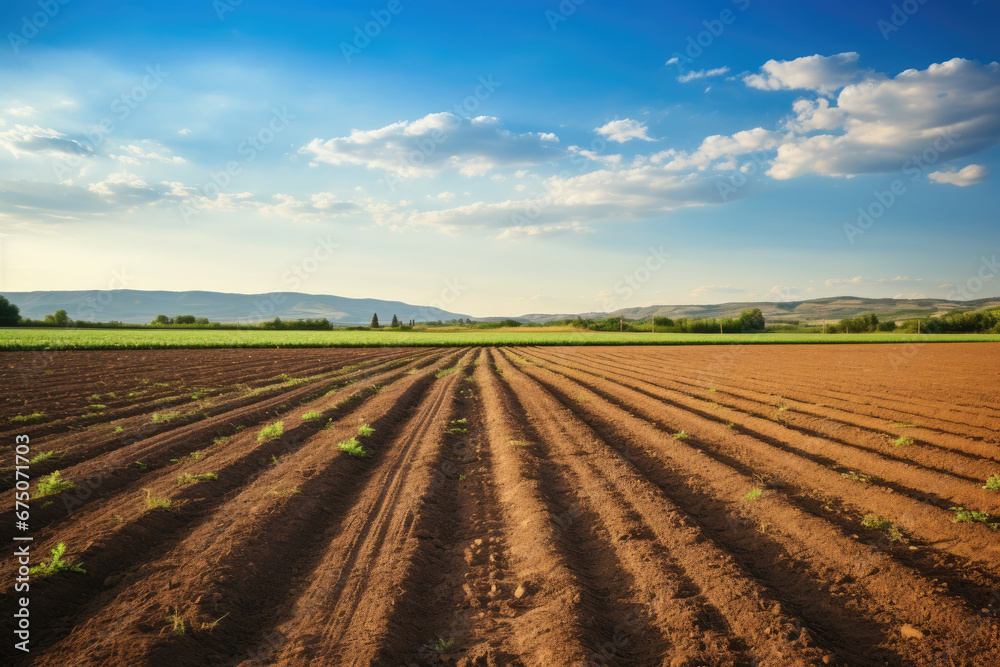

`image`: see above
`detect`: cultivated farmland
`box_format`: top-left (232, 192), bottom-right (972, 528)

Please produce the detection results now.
top-left (2, 344), bottom-right (999, 665)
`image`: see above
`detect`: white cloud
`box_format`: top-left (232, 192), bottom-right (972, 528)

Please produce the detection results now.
top-left (5, 106), bottom-right (37, 118)
top-left (825, 276), bottom-right (868, 287)
top-left (893, 292), bottom-right (927, 299)
top-left (689, 284), bottom-right (743, 298)
top-left (256, 192), bottom-right (362, 221)
top-left (495, 221), bottom-right (594, 240)
top-left (744, 52), bottom-right (871, 94)
top-left (770, 59), bottom-right (1000, 179)
top-left (111, 143), bottom-right (186, 165)
top-left (177, 128), bottom-right (192, 136)
top-left (300, 112), bottom-right (560, 178)
top-left (594, 118), bottom-right (653, 143)
top-left (677, 67), bottom-right (730, 84)
top-left (0, 124), bottom-right (90, 159)
top-left (782, 98), bottom-right (847, 133)
top-left (928, 164), bottom-right (988, 186)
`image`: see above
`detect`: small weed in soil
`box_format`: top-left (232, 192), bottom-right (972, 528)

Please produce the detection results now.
top-left (358, 423), bottom-right (375, 437)
top-left (983, 475), bottom-right (1000, 491)
top-left (11, 412), bottom-right (45, 424)
top-left (29, 543), bottom-right (85, 577)
top-left (34, 471), bottom-right (74, 498)
top-left (258, 421), bottom-right (284, 443)
top-left (144, 489), bottom-right (172, 510)
top-left (892, 435), bottom-right (914, 447)
top-left (745, 488), bottom-right (763, 501)
top-left (950, 507), bottom-right (999, 530)
top-left (862, 514), bottom-right (904, 542)
top-left (338, 437), bottom-right (367, 457)
top-left (176, 472), bottom-right (218, 485)
top-left (673, 431), bottom-right (690, 440)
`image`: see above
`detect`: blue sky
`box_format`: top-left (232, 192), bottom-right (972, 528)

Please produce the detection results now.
top-left (0, 0), bottom-right (998, 317)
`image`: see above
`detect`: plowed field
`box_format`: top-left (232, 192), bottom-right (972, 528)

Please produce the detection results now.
top-left (2, 344), bottom-right (999, 666)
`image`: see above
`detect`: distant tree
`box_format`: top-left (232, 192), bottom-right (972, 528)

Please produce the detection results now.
top-left (0, 296), bottom-right (20, 326)
top-left (370, 313), bottom-right (380, 328)
top-left (195, 317), bottom-right (210, 325)
top-left (44, 309), bottom-right (71, 327)
top-left (174, 315), bottom-right (197, 325)
top-left (391, 314), bottom-right (399, 327)
top-left (152, 314), bottom-right (171, 325)
top-left (738, 308), bottom-right (766, 332)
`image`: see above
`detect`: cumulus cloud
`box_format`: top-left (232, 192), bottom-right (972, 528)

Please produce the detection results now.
top-left (650, 127), bottom-right (785, 172)
top-left (177, 128), bottom-right (192, 135)
top-left (744, 52), bottom-right (871, 94)
top-left (299, 112), bottom-right (560, 177)
top-left (928, 163), bottom-right (988, 186)
top-left (769, 59), bottom-right (1000, 179)
top-left (0, 124), bottom-right (91, 159)
top-left (594, 118), bottom-right (653, 143)
top-left (677, 67), bottom-right (730, 83)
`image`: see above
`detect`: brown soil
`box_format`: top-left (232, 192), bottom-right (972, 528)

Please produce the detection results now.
top-left (2, 344), bottom-right (998, 666)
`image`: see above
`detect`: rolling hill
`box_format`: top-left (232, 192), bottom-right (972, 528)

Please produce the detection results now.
top-left (0, 290), bottom-right (471, 325)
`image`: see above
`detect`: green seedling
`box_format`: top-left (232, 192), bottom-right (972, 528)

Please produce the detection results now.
top-left (433, 638), bottom-right (454, 653)
top-left (892, 435), bottom-right (914, 447)
top-left (673, 431), bottom-right (690, 440)
top-left (510, 440), bottom-right (533, 447)
top-left (841, 470), bottom-right (872, 484)
top-left (176, 472), bottom-right (218, 485)
top-left (115, 425), bottom-right (124, 434)
top-left (191, 389), bottom-right (206, 400)
top-left (87, 404), bottom-right (106, 412)
top-left (152, 412), bottom-right (181, 424)
top-left (144, 489), bottom-right (171, 510)
top-left (891, 422), bottom-right (916, 428)
top-left (29, 451), bottom-right (59, 465)
top-left (435, 366), bottom-right (459, 379)
top-left (725, 422), bottom-right (735, 429)
top-left (301, 411), bottom-right (324, 421)
top-left (358, 423), bottom-right (375, 437)
top-left (135, 461), bottom-right (148, 470)
top-left (34, 471), bottom-right (75, 498)
top-left (257, 421), bottom-right (284, 443)
top-left (167, 608), bottom-right (186, 635)
top-left (745, 488), bottom-right (763, 501)
top-left (89, 393), bottom-right (101, 401)
top-left (983, 475), bottom-right (1000, 491)
top-left (338, 437), bottom-right (367, 458)
top-left (950, 506), bottom-right (999, 530)
top-left (41, 501), bottom-right (54, 509)
top-left (213, 436), bottom-right (228, 446)
top-left (862, 514), bottom-right (904, 542)
top-left (459, 474), bottom-right (466, 481)
top-left (29, 543), bottom-right (85, 577)
top-left (11, 412), bottom-right (45, 424)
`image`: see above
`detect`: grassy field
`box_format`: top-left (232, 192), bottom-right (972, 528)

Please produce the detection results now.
top-left (1, 327), bottom-right (999, 349)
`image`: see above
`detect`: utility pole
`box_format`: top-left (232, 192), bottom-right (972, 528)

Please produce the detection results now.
top-left (651, 316), bottom-right (654, 333)
top-left (619, 316), bottom-right (623, 332)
